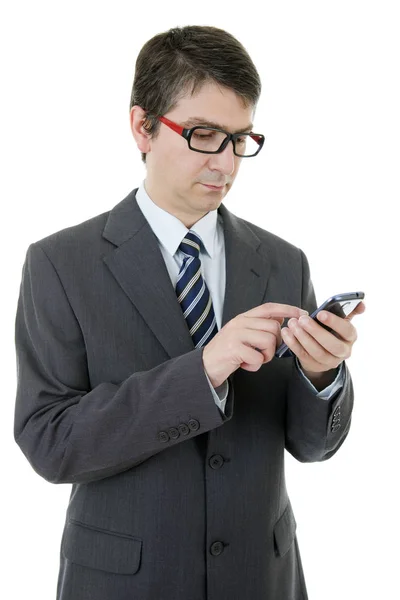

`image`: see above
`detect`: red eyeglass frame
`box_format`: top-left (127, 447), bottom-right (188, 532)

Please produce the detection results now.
top-left (141, 109), bottom-right (265, 157)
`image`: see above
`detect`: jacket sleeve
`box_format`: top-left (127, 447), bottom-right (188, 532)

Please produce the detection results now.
top-left (13, 243), bottom-right (234, 484)
top-left (284, 248), bottom-right (354, 462)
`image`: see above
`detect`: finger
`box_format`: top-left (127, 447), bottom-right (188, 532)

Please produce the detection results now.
top-left (291, 316), bottom-right (350, 360)
top-left (316, 311), bottom-right (357, 344)
top-left (280, 327), bottom-right (326, 371)
top-left (247, 322), bottom-right (283, 349)
top-left (287, 317), bottom-right (347, 364)
top-left (244, 303), bottom-right (308, 320)
top-left (254, 331), bottom-right (282, 363)
top-left (240, 317), bottom-right (284, 341)
top-left (345, 301), bottom-right (366, 321)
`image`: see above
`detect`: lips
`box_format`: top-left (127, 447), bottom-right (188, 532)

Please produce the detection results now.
top-left (202, 183), bottom-right (225, 189)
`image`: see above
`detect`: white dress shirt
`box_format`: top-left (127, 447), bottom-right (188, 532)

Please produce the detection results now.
top-left (135, 181), bottom-right (344, 414)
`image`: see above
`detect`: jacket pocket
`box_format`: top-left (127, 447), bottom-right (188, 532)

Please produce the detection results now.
top-left (273, 500), bottom-right (297, 557)
top-left (62, 519), bottom-right (142, 575)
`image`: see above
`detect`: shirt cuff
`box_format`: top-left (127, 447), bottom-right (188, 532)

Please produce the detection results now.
top-left (295, 357), bottom-right (345, 400)
top-left (204, 370), bottom-right (229, 413)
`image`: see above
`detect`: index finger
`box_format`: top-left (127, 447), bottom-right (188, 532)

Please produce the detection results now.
top-left (345, 300), bottom-right (366, 321)
top-left (244, 303), bottom-right (308, 320)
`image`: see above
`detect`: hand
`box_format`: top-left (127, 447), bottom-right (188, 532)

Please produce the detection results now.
top-left (202, 303), bottom-right (308, 388)
top-left (281, 301), bottom-right (366, 386)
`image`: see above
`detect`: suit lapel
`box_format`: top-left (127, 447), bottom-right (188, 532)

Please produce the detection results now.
top-left (102, 188), bottom-right (271, 359)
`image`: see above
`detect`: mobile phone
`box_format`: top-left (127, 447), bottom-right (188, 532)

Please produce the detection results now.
top-left (274, 291), bottom-right (365, 358)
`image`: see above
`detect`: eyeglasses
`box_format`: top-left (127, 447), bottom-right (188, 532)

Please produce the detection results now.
top-left (142, 110), bottom-right (265, 158)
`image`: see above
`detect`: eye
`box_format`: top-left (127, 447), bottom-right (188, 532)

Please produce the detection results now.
top-left (193, 131), bottom-right (215, 138)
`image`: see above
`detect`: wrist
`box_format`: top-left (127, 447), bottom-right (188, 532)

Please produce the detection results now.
top-left (301, 366), bottom-right (339, 392)
top-left (202, 348), bottom-right (220, 388)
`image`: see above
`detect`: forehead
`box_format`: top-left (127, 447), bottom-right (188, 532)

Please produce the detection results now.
top-left (170, 82), bottom-right (255, 132)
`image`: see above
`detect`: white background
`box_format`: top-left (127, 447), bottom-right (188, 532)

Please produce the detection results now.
top-left (1, 1), bottom-right (399, 598)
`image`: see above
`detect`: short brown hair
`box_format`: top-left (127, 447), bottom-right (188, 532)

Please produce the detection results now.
top-left (130, 25), bottom-right (262, 164)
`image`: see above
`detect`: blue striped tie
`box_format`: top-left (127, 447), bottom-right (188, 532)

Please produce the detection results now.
top-left (175, 230), bottom-right (219, 348)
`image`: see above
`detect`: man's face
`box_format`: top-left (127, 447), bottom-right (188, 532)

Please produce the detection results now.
top-left (132, 81), bottom-right (255, 228)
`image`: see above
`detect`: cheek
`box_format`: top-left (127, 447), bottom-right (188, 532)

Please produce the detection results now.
top-left (180, 155), bottom-right (210, 183)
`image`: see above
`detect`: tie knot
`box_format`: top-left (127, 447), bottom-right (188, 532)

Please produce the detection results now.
top-left (179, 230), bottom-right (203, 258)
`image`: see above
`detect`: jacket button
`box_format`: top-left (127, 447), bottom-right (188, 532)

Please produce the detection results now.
top-left (331, 423), bottom-right (341, 432)
top-left (178, 423), bottom-right (190, 436)
top-left (188, 419), bottom-right (200, 431)
top-left (210, 541), bottom-right (224, 556)
top-left (168, 427), bottom-right (180, 440)
top-left (209, 454), bottom-right (224, 469)
top-left (158, 431), bottom-right (169, 443)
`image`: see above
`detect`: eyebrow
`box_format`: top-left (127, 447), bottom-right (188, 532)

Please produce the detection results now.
top-left (180, 117), bottom-right (254, 133)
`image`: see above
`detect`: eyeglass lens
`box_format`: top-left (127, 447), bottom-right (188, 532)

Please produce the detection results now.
top-left (190, 128), bottom-right (260, 156)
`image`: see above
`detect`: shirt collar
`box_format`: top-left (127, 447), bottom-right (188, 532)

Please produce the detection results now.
top-left (135, 180), bottom-right (219, 258)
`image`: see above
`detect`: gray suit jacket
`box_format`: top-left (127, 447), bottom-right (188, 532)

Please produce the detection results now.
top-left (14, 188), bottom-right (353, 600)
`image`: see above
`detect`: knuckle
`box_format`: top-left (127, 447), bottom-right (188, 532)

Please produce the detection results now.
top-left (273, 320), bottom-right (281, 335)
top-left (262, 349), bottom-right (271, 363)
top-left (266, 331), bottom-right (276, 346)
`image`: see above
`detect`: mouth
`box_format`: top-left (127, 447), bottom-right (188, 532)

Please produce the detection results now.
top-left (201, 183), bottom-right (226, 191)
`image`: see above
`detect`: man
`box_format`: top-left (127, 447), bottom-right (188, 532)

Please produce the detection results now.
top-left (14, 25), bottom-right (364, 600)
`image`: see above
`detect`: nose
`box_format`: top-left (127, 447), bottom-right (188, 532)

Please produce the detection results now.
top-left (207, 139), bottom-right (236, 176)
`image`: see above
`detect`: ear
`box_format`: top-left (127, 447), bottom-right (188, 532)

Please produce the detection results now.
top-left (129, 106), bottom-right (152, 154)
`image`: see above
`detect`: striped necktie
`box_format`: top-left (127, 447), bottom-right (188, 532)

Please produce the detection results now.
top-left (175, 230), bottom-right (219, 348)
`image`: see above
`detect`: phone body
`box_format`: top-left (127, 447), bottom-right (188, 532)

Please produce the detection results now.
top-left (274, 291), bottom-right (365, 359)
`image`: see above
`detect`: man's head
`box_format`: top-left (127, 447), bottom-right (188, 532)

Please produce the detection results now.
top-left (129, 26), bottom-right (262, 227)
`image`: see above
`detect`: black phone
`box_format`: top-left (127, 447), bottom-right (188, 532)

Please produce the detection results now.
top-left (274, 291), bottom-right (365, 359)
